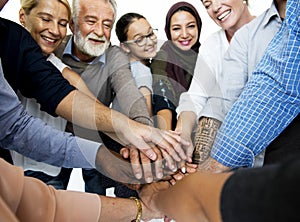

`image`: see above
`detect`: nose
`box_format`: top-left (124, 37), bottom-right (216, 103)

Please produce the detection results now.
top-left (180, 28), bottom-right (189, 38)
top-left (94, 23), bottom-right (104, 37)
top-left (212, 0), bottom-right (222, 12)
top-left (48, 22), bottom-right (60, 36)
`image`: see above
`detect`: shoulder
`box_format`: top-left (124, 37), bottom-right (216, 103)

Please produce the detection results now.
top-left (151, 47), bottom-right (168, 65)
top-left (199, 29), bottom-right (228, 58)
top-left (105, 45), bottom-right (127, 59)
top-left (55, 35), bottom-right (71, 58)
top-left (201, 29), bottom-right (226, 46)
top-left (104, 45), bottom-right (130, 71)
top-left (1, 18), bottom-right (38, 46)
top-left (131, 61), bottom-right (152, 76)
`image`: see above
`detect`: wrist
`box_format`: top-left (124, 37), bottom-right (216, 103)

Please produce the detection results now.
top-left (130, 197), bottom-right (142, 222)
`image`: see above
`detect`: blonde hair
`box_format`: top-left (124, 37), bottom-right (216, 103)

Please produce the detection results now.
top-left (20, 0), bottom-right (72, 20)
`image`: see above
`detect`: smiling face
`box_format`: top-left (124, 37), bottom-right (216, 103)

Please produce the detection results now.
top-left (170, 10), bottom-right (199, 51)
top-left (70, 0), bottom-right (114, 61)
top-left (122, 18), bottom-right (157, 62)
top-left (19, 0), bottom-right (69, 56)
top-left (202, 0), bottom-right (249, 33)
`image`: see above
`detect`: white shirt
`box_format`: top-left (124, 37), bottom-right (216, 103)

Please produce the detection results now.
top-left (176, 29), bottom-right (229, 121)
top-left (11, 54), bottom-right (68, 176)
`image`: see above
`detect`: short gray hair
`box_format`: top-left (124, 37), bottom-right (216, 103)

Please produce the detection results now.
top-left (72, 0), bottom-right (117, 23)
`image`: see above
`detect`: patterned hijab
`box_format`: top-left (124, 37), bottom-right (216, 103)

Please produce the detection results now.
top-left (161, 1), bottom-right (202, 90)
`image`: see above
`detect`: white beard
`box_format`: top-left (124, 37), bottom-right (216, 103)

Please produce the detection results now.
top-left (74, 30), bottom-right (110, 57)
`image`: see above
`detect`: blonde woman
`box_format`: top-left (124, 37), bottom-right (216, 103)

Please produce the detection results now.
top-left (11, 0), bottom-right (95, 189)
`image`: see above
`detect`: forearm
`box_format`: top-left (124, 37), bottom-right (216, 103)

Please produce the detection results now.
top-left (139, 87), bottom-right (153, 116)
top-left (176, 111), bottom-right (197, 136)
top-left (56, 90), bottom-right (130, 133)
top-left (99, 196), bottom-right (138, 222)
top-left (193, 117), bottom-right (221, 164)
top-left (155, 171), bottom-right (230, 222)
top-left (0, 159), bottom-right (101, 222)
top-left (20, 179), bottom-right (101, 222)
top-left (157, 109), bottom-right (173, 130)
top-left (62, 67), bottom-right (96, 100)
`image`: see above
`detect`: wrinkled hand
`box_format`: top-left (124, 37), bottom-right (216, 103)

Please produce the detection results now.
top-left (120, 145), bottom-right (178, 183)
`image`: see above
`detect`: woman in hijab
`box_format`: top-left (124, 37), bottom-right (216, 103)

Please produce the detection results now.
top-left (151, 1), bottom-right (202, 131)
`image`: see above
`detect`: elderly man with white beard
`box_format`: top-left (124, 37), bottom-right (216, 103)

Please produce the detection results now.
top-left (54, 0), bottom-right (160, 197)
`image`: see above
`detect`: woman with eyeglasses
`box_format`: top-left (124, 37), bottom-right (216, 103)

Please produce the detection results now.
top-left (150, 1), bottom-right (202, 131)
top-left (115, 13), bottom-right (158, 115)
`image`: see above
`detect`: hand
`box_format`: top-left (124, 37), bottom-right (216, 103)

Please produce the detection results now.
top-left (115, 119), bottom-right (190, 163)
top-left (138, 180), bottom-right (171, 221)
top-left (120, 145), bottom-right (178, 183)
top-left (198, 157), bottom-right (231, 173)
top-left (174, 130), bottom-right (194, 174)
top-left (95, 146), bottom-right (144, 185)
top-left (176, 130), bottom-right (194, 162)
top-left (168, 162), bottom-right (198, 185)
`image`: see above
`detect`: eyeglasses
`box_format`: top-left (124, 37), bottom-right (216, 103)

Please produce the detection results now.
top-left (124, 29), bottom-right (158, 47)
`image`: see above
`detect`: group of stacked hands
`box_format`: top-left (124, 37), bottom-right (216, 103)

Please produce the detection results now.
top-left (0, 0), bottom-right (300, 221)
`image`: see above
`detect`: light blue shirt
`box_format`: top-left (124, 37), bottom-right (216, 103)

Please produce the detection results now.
top-left (221, 1), bottom-right (283, 114)
top-left (64, 36), bottom-right (106, 65)
top-left (211, 0), bottom-right (300, 168)
top-left (0, 60), bottom-right (100, 168)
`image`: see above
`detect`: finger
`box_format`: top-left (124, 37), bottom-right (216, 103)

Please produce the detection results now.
top-left (164, 215), bottom-right (174, 222)
top-left (153, 147), bottom-right (163, 180)
top-left (165, 130), bottom-right (190, 146)
top-left (168, 178), bottom-right (176, 186)
top-left (171, 171), bottom-right (184, 181)
top-left (129, 148), bottom-right (143, 180)
top-left (161, 131), bottom-right (188, 161)
top-left (161, 148), bottom-right (177, 173)
top-left (177, 161), bottom-right (186, 174)
top-left (186, 163), bottom-right (198, 174)
top-left (167, 130), bottom-right (181, 136)
top-left (120, 147), bottom-right (129, 159)
top-left (140, 152), bottom-right (153, 183)
top-left (123, 183), bottom-right (142, 191)
top-left (185, 143), bottom-right (195, 163)
top-left (145, 128), bottom-right (182, 161)
top-left (128, 136), bottom-right (157, 161)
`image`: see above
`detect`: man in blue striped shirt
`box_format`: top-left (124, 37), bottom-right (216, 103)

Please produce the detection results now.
top-left (201, 0), bottom-right (300, 172)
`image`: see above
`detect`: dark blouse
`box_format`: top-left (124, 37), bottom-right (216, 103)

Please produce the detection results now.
top-left (0, 18), bottom-right (75, 116)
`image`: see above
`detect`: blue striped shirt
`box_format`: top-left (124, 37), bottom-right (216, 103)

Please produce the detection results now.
top-left (211, 0), bottom-right (300, 168)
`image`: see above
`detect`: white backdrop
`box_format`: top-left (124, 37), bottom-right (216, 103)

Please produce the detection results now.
top-left (0, 0), bottom-right (274, 219)
top-left (1, 0), bottom-right (272, 45)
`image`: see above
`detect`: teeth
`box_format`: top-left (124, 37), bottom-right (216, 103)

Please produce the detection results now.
top-left (43, 36), bottom-right (56, 43)
top-left (218, 10), bottom-right (231, 21)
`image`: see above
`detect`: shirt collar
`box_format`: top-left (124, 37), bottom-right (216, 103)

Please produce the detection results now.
top-left (63, 36), bottom-right (106, 65)
top-left (263, 1), bottom-right (283, 27)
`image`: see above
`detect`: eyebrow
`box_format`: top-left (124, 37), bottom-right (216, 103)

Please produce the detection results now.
top-left (37, 12), bottom-right (68, 21)
top-left (132, 27), bottom-right (152, 39)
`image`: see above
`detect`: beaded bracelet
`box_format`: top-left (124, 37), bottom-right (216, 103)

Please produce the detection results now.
top-left (130, 197), bottom-right (142, 222)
